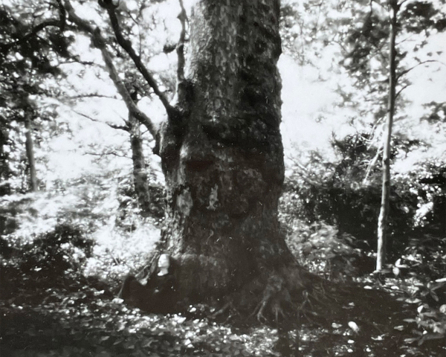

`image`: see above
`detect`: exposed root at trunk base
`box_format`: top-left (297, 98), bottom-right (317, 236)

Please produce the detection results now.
top-left (251, 274), bottom-right (297, 324)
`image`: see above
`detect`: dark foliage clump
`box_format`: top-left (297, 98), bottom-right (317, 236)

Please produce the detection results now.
top-left (0, 223), bottom-right (96, 300)
top-left (280, 134), bottom-right (445, 259)
top-left (19, 224), bottom-right (93, 274)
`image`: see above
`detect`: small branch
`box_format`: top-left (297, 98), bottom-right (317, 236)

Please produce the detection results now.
top-left (100, 3), bottom-right (179, 120)
top-left (65, 93), bottom-right (120, 100)
top-left (398, 0), bottom-right (409, 7)
top-left (73, 109), bottom-right (129, 131)
top-left (363, 145), bottom-right (382, 185)
top-left (107, 122), bottom-right (130, 132)
top-left (57, 59), bottom-right (97, 67)
top-left (396, 60), bottom-right (439, 81)
top-left (63, 0), bottom-right (157, 139)
top-left (367, 118), bottom-right (385, 150)
top-left (395, 83), bottom-right (410, 101)
top-left (85, 150), bottom-right (129, 159)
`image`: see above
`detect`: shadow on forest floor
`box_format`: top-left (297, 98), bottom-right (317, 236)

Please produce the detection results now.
top-left (0, 273), bottom-right (445, 357)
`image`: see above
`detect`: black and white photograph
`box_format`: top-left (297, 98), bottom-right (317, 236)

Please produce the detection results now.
top-left (1, 0), bottom-right (445, 356)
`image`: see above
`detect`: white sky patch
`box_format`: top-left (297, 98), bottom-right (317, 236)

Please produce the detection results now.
top-left (148, 52), bottom-right (175, 72)
top-left (71, 1), bottom-right (103, 24)
top-left (45, 101), bottom-right (131, 183)
top-left (279, 55), bottom-right (337, 152)
top-left (45, 144), bottom-right (96, 182)
top-left (69, 35), bottom-right (101, 63)
top-left (400, 32), bottom-right (446, 118)
top-left (139, 96), bottom-right (167, 127)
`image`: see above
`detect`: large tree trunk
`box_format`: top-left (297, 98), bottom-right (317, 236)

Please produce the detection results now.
top-left (376, 1), bottom-right (398, 272)
top-left (155, 0), bottom-right (305, 313)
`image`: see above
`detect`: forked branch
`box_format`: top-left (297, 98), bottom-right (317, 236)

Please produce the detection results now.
top-left (63, 0), bottom-right (157, 139)
top-left (100, 2), bottom-right (180, 120)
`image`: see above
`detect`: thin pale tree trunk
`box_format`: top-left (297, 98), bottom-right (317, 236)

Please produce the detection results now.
top-left (376, 1), bottom-right (398, 271)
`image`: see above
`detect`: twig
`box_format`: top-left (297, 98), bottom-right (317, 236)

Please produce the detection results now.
top-left (363, 144), bottom-right (382, 185)
top-left (396, 60), bottom-right (440, 81)
top-left (72, 109), bottom-right (129, 131)
top-left (57, 59), bottom-right (97, 67)
top-left (395, 83), bottom-right (410, 101)
top-left (85, 150), bottom-right (129, 159)
top-left (65, 93), bottom-right (120, 100)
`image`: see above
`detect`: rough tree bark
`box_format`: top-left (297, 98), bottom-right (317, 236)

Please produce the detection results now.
top-left (150, 0), bottom-right (317, 320)
top-left (65, 0), bottom-right (324, 323)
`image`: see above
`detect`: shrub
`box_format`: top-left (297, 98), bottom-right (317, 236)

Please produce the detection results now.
top-left (1, 223), bottom-right (94, 292)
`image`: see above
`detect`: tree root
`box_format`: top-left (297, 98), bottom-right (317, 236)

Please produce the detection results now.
top-left (249, 274), bottom-right (300, 327)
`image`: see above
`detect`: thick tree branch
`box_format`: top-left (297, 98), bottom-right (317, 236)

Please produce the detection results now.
top-left (176, 0), bottom-right (187, 83)
top-left (63, 0), bottom-right (157, 140)
top-left (100, 3), bottom-right (180, 120)
top-left (55, 0), bottom-right (67, 31)
top-left (170, 0), bottom-right (192, 111)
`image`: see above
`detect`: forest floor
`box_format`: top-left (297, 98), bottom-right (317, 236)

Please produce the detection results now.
top-left (1, 269), bottom-right (445, 357)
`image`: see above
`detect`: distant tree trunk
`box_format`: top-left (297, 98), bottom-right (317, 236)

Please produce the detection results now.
top-left (376, 1), bottom-right (398, 271)
top-left (24, 112), bottom-right (38, 192)
top-left (155, 0), bottom-right (309, 313)
top-left (129, 114), bottom-right (152, 217)
top-left (0, 121), bottom-right (11, 236)
top-left (0, 121), bottom-right (11, 197)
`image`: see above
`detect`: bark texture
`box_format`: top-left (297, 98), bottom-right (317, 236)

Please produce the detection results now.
top-left (156, 0), bottom-right (301, 309)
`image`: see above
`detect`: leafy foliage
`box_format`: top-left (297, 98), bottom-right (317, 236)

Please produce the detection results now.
top-left (280, 134), bottom-right (422, 254)
top-left (283, 220), bottom-right (374, 280)
top-left (1, 223), bottom-right (94, 295)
